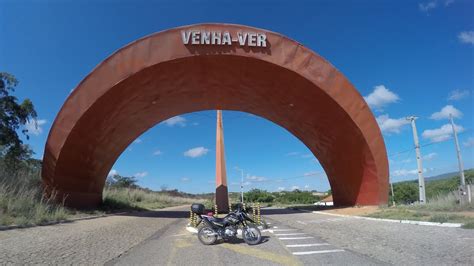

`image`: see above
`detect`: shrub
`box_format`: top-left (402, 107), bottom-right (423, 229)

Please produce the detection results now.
top-left (244, 189), bottom-right (275, 203)
top-left (462, 221), bottom-right (474, 229)
top-left (273, 190), bottom-right (320, 204)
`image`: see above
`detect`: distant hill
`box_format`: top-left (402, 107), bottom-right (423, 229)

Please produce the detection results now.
top-left (390, 169), bottom-right (473, 204)
top-left (425, 171), bottom-right (462, 182)
top-left (395, 169), bottom-right (472, 183)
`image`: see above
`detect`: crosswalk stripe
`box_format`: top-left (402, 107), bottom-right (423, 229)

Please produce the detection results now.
top-left (279, 237), bottom-right (314, 240)
top-left (286, 243), bottom-right (330, 247)
top-left (292, 250), bottom-right (345, 255)
top-left (274, 233), bottom-right (306, 236)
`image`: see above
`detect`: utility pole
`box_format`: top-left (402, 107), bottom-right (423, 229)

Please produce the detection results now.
top-left (449, 114), bottom-right (470, 204)
top-left (406, 116), bottom-right (426, 204)
top-left (235, 167), bottom-right (244, 203)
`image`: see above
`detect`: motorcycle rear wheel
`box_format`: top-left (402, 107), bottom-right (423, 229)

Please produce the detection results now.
top-left (198, 226), bottom-right (218, 245)
top-left (243, 225), bottom-right (261, 245)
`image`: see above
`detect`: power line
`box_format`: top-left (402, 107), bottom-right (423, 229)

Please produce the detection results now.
top-left (388, 128), bottom-right (471, 158)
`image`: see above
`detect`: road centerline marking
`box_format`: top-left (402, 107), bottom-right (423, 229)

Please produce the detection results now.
top-left (292, 249), bottom-right (345, 255)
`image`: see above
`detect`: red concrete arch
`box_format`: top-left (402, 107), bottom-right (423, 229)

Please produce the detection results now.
top-left (42, 23), bottom-right (389, 208)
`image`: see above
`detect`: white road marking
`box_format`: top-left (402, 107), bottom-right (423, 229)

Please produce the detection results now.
top-left (262, 228), bottom-right (298, 233)
top-left (274, 233), bottom-right (306, 236)
top-left (297, 218), bottom-right (347, 224)
top-left (292, 249), bottom-right (345, 255)
top-left (279, 237), bottom-right (314, 240)
top-left (286, 243), bottom-right (330, 247)
top-left (169, 233), bottom-right (188, 237)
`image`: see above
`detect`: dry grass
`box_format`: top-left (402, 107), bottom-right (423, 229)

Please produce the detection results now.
top-left (102, 187), bottom-right (204, 211)
top-left (0, 182), bottom-right (68, 226)
top-left (367, 192), bottom-right (474, 227)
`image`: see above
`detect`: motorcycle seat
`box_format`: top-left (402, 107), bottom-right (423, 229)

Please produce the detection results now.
top-left (210, 217), bottom-right (226, 227)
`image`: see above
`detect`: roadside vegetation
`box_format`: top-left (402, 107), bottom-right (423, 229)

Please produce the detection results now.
top-left (367, 170), bottom-right (474, 228)
top-left (0, 160), bottom-right (206, 227)
top-left (200, 189), bottom-right (325, 211)
top-left (0, 159), bottom-right (69, 226)
top-left (102, 175), bottom-right (204, 211)
top-left (240, 189), bottom-right (322, 206)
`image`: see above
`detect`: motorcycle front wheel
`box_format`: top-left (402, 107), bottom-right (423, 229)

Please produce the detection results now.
top-left (198, 226), bottom-right (218, 245)
top-left (242, 225), bottom-right (261, 245)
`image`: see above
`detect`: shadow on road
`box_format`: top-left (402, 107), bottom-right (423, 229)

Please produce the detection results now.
top-left (115, 210), bottom-right (190, 219)
top-left (218, 235), bottom-right (270, 245)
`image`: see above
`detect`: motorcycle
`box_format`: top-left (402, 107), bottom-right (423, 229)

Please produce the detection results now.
top-left (191, 203), bottom-right (262, 245)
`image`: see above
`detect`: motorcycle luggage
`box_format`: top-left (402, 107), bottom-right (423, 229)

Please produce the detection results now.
top-left (191, 203), bottom-right (205, 214)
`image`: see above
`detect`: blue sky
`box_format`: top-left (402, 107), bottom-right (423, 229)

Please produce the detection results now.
top-left (1, 0), bottom-right (473, 193)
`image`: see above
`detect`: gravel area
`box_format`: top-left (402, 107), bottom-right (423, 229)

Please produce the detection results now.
top-left (0, 206), bottom-right (187, 265)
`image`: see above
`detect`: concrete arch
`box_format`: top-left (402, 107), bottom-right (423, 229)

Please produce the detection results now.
top-left (42, 23), bottom-right (389, 208)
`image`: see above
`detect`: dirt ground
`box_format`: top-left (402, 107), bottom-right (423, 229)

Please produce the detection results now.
top-left (321, 205), bottom-right (380, 216)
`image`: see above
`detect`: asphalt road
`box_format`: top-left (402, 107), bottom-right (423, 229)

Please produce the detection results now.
top-left (1, 206), bottom-right (473, 265)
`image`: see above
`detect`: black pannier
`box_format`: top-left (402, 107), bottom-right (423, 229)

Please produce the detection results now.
top-left (191, 203), bottom-right (205, 215)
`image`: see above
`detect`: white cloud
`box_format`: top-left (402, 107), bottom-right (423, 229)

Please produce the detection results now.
top-left (286, 152), bottom-right (299, 156)
top-left (134, 171), bottom-right (148, 178)
top-left (419, 0), bottom-right (454, 12)
top-left (184, 146), bottom-right (209, 158)
top-left (430, 105), bottom-right (462, 120)
top-left (25, 119), bottom-right (47, 136)
top-left (108, 169), bottom-right (118, 177)
top-left (376, 114), bottom-right (410, 134)
top-left (181, 177), bottom-right (191, 182)
top-left (153, 150), bottom-right (163, 156)
top-left (304, 185), bottom-right (310, 190)
top-left (301, 153), bottom-right (313, 158)
top-left (277, 187), bottom-right (285, 191)
top-left (247, 175), bottom-right (267, 182)
top-left (418, 1), bottom-right (438, 12)
top-left (392, 168), bottom-right (426, 177)
top-left (463, 137), bottom-right (474, 148)
top-left (458, 31), bottom-right (474, 45)
top-left (445, 0), bottom-right (454, 6)
top-left (192, 122), bottom-right (199, 126)
top-left (448, 89), bottom-right (470, 101)
top-left (163, 116), bottom-right (187, 127)
top-left (423, 152), bottom-right (437, 161)
top-left (291, 185), bottom-right (300, 190)
top-left (241, 181), bottom-right (252, 186)
top-left (419, 1), bottom-right (437, 12)
top-left (133, 138), bottom-right (142, 144)
top-left (422, 123), bottom-right (464, 142)
top-left (364, 85), bottom-right (400, 110)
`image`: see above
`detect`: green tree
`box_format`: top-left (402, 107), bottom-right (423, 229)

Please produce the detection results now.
top-left (244, 189), bottom-right (274, 203)
top-left (393, 181), bottom-right (418, 204)
top-left (0, 72), bottom-right (37, 170)
top-left (107, 174), bottom-right (138, 188)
